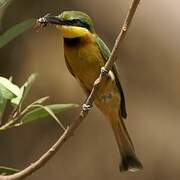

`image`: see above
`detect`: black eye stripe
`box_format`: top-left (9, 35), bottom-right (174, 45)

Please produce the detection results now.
top-left (63, 19), bottom-right (90, 30)
top-left (75, 19), bottom-right (84, 26)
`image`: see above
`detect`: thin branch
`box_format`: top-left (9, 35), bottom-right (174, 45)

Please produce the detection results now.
top-left (0, 0), bottom-right (141, 179)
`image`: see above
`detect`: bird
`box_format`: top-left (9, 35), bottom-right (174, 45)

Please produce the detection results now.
top-left (37, 11), bottom-right (143, 172)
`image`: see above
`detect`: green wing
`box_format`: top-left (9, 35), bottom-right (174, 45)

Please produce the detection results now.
top-left (96, 35), bottom-right (127, 119)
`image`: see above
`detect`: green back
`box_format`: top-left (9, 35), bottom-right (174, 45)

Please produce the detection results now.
top-left (96, 35), bottom-right (127, 119)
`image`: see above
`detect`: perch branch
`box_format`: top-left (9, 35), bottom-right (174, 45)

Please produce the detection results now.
top-left (0, 0), bottom-right (141, 179)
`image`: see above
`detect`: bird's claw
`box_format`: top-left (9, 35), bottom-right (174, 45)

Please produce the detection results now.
top-left (82, 104), bottom-right (92, 112)
top-left (101, 67), bottom-right (109, 76)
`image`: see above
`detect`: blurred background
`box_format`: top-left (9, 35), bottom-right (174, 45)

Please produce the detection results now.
top-left (1, 0), bottom-right (180, 179)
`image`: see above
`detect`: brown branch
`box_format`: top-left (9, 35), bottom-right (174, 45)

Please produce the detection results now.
top-left (0, 0), bottom-right (141, 179)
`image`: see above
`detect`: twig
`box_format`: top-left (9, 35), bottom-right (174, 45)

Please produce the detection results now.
top-left (0, 0), bottom-right (141, 179)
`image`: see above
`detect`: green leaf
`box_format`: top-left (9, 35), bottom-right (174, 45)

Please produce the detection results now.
top-left (32, 104), bottom-right (65, 130)
top-left (31, 96), bottom-right (49, 105)
top-left (14, 97), bottom-right (49, 119)
top-left (0, 166), bottom-right (19, 175)
top-left (0, 90), bottom-right (7, 124)
top-left (11, 73), bottom-right (38, 105)
top-left (0, 77), bottom-right (13, 123)
top-left (0, 76), bottom-right (20, 99)
top-left (0, 0), bottom-right (12, 9)
top-left (19, 104), bottom-right (78, 125)
top-left (10, 86), bottom-right (24, 106)
top-left (0, 18), bottom-right (36, 48)
top-left (21, 73), bottom-right (37, 99)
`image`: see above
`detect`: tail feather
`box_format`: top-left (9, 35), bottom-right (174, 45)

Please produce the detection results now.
top-left (94, 97), bottom-right (142, 172)
top-left (120, 116), bottom-right (135, 151)
top-left (120, 151), bottom-right (143, 172)
top-left (111, 115), bottom-right (143, 172)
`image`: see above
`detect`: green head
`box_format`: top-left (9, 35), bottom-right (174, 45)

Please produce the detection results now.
top-left (58, 11), bottom-right (95, 32)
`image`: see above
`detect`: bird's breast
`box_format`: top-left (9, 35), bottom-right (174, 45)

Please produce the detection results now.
top-left (64, 37), bottom-right (105, 90)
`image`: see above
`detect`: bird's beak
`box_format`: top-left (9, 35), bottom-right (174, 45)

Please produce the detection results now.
top-left (45, 15), bottom-right (63, 25)
top-left (37, 14), bottom-right (64, 26)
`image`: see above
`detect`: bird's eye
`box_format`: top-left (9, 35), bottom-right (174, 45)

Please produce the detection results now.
top-left (74, 19), bottom-right (84, 27)
top-left (73, 19), bottom-right (90, 30)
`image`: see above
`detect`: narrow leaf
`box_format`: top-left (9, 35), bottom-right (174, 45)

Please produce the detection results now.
top-left (31, 96), bottom-right (49, 105)
top-left (0, 90), bottom-right (7, 124)
top-left (20, 104), bottom-right (78, 125)
top-left (10, 86), bottom-right (24, 106)
top-left (0, 77), bottom-right (13, 123)
top-left (21, 73), bottom-right (37, 99)
top-left (32, 104), bottom-right (65, 130)
top-left (16, 96), bottom-right (49, 118)
top-left (0, 76), bottom-right (20, 99)
top-left (0, 18), bottom-right (36, 48)
top-left (0, 166), bottom-right (19, 175)
top-left (0, 0), bottom-right (12, 9)
top-left (11, 73), bottom-right (38, 105)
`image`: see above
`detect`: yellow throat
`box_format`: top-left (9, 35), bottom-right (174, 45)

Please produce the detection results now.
top-left (56, 25), bottom-right (90, 38)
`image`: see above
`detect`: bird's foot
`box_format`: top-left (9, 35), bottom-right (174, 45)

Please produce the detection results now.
top-left (82, 104), bottom-right (92, 112)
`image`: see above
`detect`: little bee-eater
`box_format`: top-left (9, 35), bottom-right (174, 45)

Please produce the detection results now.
top-left (38, 11), bottom-right (142, 172)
